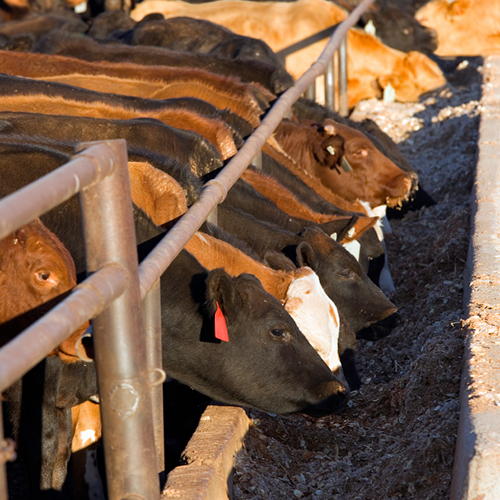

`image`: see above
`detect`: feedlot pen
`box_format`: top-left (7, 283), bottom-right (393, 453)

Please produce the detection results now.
top-left (228, 55), bottom-right (500, 500)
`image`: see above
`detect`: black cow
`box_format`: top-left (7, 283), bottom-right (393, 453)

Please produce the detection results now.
top-left (0, 111), bottom-right (223, 185)
top-left (112, 15), bottom-right (287, 71)
top-left (33, 30), bottom-right (294, 94)
top-left (3, 244), bottom-right (348, 497)
top-left (206, 205), bottom-right (397, 335)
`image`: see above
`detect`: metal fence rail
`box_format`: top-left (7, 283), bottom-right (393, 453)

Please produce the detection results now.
top-left (0, 1), bottom-right (375, 498)
top-left (0, 140), bottom-right (159, 500)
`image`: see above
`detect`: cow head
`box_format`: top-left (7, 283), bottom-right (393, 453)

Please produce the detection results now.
top-left (377, 50), bottom-right (447, 103)
top-left (0, 219), bottom-right (76, 324)
top-left (303, 119), bottom-right (414, 208)
top-left (291, 226), bottom-right (398, 333)
top-left (308, 122), bottom-right (346, 171)
top-left (163, 266), bottom-right (348, 417)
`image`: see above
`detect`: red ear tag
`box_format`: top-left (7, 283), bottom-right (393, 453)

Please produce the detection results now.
top-left (214, 302), bottom-right (229, 342)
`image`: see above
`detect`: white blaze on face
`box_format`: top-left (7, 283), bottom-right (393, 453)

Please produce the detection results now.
top-left (283, 267), bottom-right (341, 372)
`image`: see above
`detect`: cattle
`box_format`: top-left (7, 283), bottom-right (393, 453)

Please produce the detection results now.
top-left (128, 161), bottom-right (189, 225)
top-left (140, 243), bottom-right (350, 416)
top-left (0, 218), bottom-right (76, 325)
top-left (274, 117), bottom-right (346, 176)
top-left (334, 0), bottom-right (438, 54)
top-left (287, 118), bottom-right (415, 209)
top-left (0, 110), bottom-right (222, 181)
top-left (33, 72), bottom-right (265, 130)
top-left (0, 218), bottom-right (96, 496)
top-left (130, 0), bottom-right (447, 107)
top-left (415, 0), bottom-right (500, 56)
top-left (111, 15), bottom-right (287, 73)
top-left (0, 49), bottom-right (271, 129)
top-left (0, 73), bottom-right (238, 162)
top-left (240, 166), bottom-right (379, 243)
top-left (263, 137), bottom-right (371, 215)
top-left (291, 97), bottom-right (433, 217)
top-left (209, 206), bottom-right (397, 334)
top-left (33, 30), bottom-right (294, 94)
top-left (222, 178), bottom-right (372, 253)
top-left (184, 231), bottom-right (345, 380)
top-left (2, 240), bottom-right (349, 497)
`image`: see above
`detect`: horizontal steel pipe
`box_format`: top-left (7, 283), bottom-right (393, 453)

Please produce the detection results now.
top-left (0, 265), bottom-right (127, 393)
top-left (138, 0), bottom-right (375, 296)
top-left (0, 143), bottom-right (117, 241)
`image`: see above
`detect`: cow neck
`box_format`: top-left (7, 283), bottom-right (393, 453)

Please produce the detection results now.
top-left (185, 232), bottom-right (293, 302)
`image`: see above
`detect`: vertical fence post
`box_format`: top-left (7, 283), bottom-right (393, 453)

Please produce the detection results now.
top-left (142, 279), bottom-right (165, 483)
top-left (324, 57), bottom-right (336, 111)
top-left (77, 140), bottom-right (159, 500)
top-left (0, 403), bottom-right (9, 500)
top-left (338, 36), bottom-right (349, 117)
top-left (304, 82), bottom-right (316, 102)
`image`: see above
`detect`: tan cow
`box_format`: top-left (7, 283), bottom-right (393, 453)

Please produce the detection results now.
top-left (131, 0), bottom-right (446, 107)
top-left (416, 0), bottom-right (500, 56)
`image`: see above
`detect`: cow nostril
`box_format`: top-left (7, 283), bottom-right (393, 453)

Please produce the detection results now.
top-left (333, 366), bottom-right (351, 396)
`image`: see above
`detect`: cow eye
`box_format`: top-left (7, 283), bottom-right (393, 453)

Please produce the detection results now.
top-left (353, 149), bottom-right (368, 157)
top-left (36, 271), bottom-right (52, 283)
top-left (270, 328), bottom-right (290, 340)
top-left (338, 268), bottom-right (354, 280)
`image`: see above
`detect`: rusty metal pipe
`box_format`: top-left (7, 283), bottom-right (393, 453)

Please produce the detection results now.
top-left (0, 404), bottom-right (9, 500)
top-left (0, 143), bottom-right (116, 241)
top-left (304, 82), bottom-right (316, 102)
top-left (138, 0), bottom-right (375, 296)
top-left (78, 139), bottom-right (159, 500)
top-left (0, 265), bottom-right (127, 394)
top-left (142, 279), bottom-right (165, 480)
top-left (338, 36), bottom-right (349, 116)
top-left (325, 57), bottom-right (336, 111)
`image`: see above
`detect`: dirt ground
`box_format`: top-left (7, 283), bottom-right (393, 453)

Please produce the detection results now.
top-left (232, 55), bottom-right (483, 500)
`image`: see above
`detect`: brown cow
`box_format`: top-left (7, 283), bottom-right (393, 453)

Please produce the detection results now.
top-left (0, 218), bottom-right (76, 325)
top-left (128, 161), bottom-right (188, 225)
top-left (0, 49), bottom-right (270, 128)
top-left (263, 136), bottom-right (370, 215)
top-left (279, 118), bottom-right (415, 209)
top-left (416, 0), bottom-right (500, 56)
top-left (131, 0), bottom-right (446, 107)
top-left (0, 93), bottom-right (237, 161)
top-left (0, 216), bottom-right (92, 361)
top-left (240, 167), bottom-right (379, 243)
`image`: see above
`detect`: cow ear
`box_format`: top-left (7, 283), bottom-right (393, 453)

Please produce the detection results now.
top-left (449, 0), bottom-right (471, 17)
top-left (323, 123), bottom-right (336, 135)
top-left (263, 251), bottom-right (297, 272)
top-left (205, 268), bottom-right (239, 321)
top-left (296, 242), bottom-right (319, 270)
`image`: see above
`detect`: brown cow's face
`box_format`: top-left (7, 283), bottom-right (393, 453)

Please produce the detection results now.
top-left (378, 51), bottom-right (446, 103)
top-left (308, 120), bottom-right (413, 208)
top-left (0, 219), bottom-right (76, 324)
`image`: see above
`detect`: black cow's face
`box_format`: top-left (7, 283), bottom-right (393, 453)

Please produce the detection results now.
top-left (164, 268), bottom-right (348, 417)
top-left (297, 227), bottom-right (397, 333)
